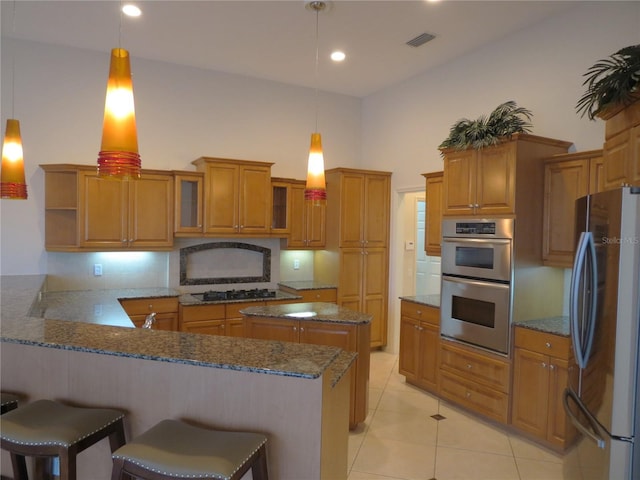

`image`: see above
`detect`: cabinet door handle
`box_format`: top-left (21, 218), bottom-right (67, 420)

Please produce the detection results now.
top-left (300, 327), bottom-right (304, 332)
top-left (549, 364), bottom-right (555, 371)
top-left (545, 342), bottom-right (552, 348)
top-left (466, 392), bottom-right (471, 398)
top-left (148, 304), bottom-right (153, 310)
top-left (416, 310), bottom-right (422, 315)
top-left (466, 364), bottom-right (472, 369)
top-left (293, 326), bottom-right (297, 331)
top-left (541, 362), bottom-right (547, 368)
top-left (468, 204), bottom-right (474, 208)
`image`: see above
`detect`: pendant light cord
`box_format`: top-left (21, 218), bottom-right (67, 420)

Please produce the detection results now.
top-left (10, 0), bottom-right (16, 117)
top-left (314, 7), bottom-right (319, 133)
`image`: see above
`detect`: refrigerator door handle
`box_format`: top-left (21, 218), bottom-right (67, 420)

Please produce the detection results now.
top-left (563, 387), bottom-right (607, 449)
top-left (570, 231), bottom-right (597, 369)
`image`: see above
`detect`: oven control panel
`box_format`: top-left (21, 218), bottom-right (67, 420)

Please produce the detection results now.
top-left (442, 218), bottom-right (514, 239)
top-left (455, 222), bottom-right (496, 235)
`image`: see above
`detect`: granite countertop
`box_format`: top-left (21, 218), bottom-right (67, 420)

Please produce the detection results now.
top-left (399, 294), bottom-right (440, 308)
top-left (514, 316), bottom-right (570, 337)
top-left (277, 281), bottom-right (337, 291)
top-left (240, 302), bottom-right (372, 325)
top-left (0, 275), bottom-right (354, 383)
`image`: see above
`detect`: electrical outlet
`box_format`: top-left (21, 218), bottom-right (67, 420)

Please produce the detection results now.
top-left (293, 259), bottom-right (300, 270)
top-left (94, 264), bottom-right (103, 276)
top-left (94, 304), bottom-right (102, 316)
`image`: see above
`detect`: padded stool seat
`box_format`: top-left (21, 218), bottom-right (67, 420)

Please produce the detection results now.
top-left (111, 419), bottom-right (269, 480)
top-left (0, 399), bottom-right (126, 480)
top-left (1, 392), bottom-right (20, 414)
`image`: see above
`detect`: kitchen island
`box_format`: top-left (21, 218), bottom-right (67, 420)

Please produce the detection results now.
top-left (0, 276), bottom-right (355, 479)
top-left (241, 302), bottom-right (371, 428)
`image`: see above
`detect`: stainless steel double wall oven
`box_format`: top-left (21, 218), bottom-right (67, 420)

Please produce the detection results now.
top-left (440, 219), bottom-right (513, 355)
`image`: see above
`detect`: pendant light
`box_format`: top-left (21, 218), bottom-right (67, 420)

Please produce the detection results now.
top-left (304, 1), bottom-right (327, 205)
top-left (1, 1), bottom-right (27, 199)
top-left (97, 6), bottom-right (141, 179)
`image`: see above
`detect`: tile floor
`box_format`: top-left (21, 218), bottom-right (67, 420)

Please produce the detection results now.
top-left (347, 351), bottom-right (570, 480)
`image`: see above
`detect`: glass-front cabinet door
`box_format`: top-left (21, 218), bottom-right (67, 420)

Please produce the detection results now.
top-left (174, 171), bottom-right (204, 235)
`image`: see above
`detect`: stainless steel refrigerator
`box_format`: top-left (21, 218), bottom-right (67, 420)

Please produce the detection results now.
top-left (563, 186), bottom-right (640, 479)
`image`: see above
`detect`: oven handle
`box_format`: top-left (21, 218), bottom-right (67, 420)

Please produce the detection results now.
top-left (442, 275), bottom-right (510, 290)
top-left (442, 237), bottom-right (511, 245)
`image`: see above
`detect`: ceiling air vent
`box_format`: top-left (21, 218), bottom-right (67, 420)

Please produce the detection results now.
top-left (406, 32), bottom-right (436, 48)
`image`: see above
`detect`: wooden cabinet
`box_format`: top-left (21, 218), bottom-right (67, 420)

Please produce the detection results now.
top-left (511, 327), bottom-right (578, 450)
top-left (173, 171), bottom-right (204, 235)
top-left (280, 179), bottom-right (326, 249)
top-left (41, 164), bottom-right (174, 251)
top-left (423, 171), bottom-right (443, 256)
top-left (120, 297), bottom-right (179, 331)
top-left (271, 178), bottom-right (291, 236)
top-left (542, 150), bottom-right (604, 267)
top-left (179, 301), bottom-right (263, 337)
top-left (441, 134), bottom-right (572, 217)
top-left (602, 100), bottom-right (640, 190)
top-left (192, 157), bottom-right (273, 236)
top-left (244, 315), bottom-right (370, 429)
top-left (399, 300), bottom-right (439, 393)
top-left (439, 339), bottom-right (511, 424)
top-left (316, 168), bottom-right (391, 348)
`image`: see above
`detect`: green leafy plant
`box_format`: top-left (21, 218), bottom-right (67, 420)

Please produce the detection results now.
top-left (576, 44), bottom-right (640, 120)
top-left (438, 101), bottom-right (533, 153)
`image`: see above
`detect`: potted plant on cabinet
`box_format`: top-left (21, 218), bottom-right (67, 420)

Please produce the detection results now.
top-left (438, 100), bottom-right (533, 154)
top-left (575, 44), bottom-right (640, 120)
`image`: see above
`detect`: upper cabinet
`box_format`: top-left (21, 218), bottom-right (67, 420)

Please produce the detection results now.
top-left (601, 100), bottom-right (640, 190)
top-left (41, 164), bottom-right (174, 251)
top-left (423, 171), bottom-right (443, 256)
top-left (542, 150), bottom-right (603, 268)
top-left (192, 157), bottom-right (273, 236)
top-left (441, 134), bottom-right (572, 217)
top-left (173, 171), bottom-right (204, 236)
top-left (285, 179), bottom-right (326, 249)
top-left (332, 169), bottom-right (391, 249)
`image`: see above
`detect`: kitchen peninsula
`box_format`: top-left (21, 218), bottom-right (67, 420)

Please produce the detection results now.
top-left (0, 276), bottom-right (354, 480)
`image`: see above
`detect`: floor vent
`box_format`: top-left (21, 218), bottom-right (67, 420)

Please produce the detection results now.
top-left (406, 32), bottom-right (436, 47)
top-left (431, 413), bottom-right (446, 421)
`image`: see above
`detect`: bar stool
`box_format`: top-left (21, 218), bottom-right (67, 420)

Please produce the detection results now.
top-left (0, 399), bottom-right (126, 480)
top-left (1, 392), bottom-right (20, 414)
top-left (111, 419), bottom-right (269, 480)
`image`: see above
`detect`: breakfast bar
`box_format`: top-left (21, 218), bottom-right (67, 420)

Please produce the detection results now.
top-left (0, 276), bottom-right (355, 479)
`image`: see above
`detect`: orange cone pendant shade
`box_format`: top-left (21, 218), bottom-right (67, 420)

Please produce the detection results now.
top-left (304, 132), bottom-right (326, 204)
top-left (98, 48), bottom-right (141, 179)
top-left (1, 119), bottom-right (28, 199)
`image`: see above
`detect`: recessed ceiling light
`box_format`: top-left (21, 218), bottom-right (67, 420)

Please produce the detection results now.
top-left (331, 51), bottom-right (346, 62)
top-left (122, 4), bottom-right (142, 17)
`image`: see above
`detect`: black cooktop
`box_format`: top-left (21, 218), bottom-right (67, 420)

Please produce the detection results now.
top-left (194, 288), bottom-right (277, 301)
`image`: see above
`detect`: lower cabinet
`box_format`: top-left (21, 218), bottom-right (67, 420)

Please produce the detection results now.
top-left (511, 327), bottom-right (578, 450)
top-left (179, 301), bottom-right (263, 337)
top-left (439, 340), bottom-right (511, 424)
top-left (244, 316), bottom-right (370, 429)
top-left (120, 297), bottom-right (179, 331)
top-left (398, 300), bottom-right (439, 393)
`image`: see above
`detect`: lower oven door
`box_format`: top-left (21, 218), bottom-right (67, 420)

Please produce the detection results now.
top-left (441, 275), bottom-right (511, 354)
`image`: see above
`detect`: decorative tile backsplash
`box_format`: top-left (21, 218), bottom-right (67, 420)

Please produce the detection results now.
top-left (179, 242), bottom-right (271, 286)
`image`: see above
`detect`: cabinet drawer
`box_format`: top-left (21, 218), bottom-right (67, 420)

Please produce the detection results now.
top-left (298, 289), bottom-right (337, 303)
top-left (400, 301), bottom-right (439, 326)
top-left (514, 327), bottom-right (571, 359)
top-left (120, 297), bottom-right (178, 315)
top-left (439, 371), bottom-right (509, 424)
top-left (226, 301), bottom-right (265, 319)
top-left (180, 304), bottom-right (225, 322)
top-left (440, 341), bottom-right (510, 393)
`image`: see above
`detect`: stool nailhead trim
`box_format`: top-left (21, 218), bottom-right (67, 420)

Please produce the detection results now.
top-left (0, 414), bottom-right (125, 447)
top-left (113, 438), bottom-right (266, 480)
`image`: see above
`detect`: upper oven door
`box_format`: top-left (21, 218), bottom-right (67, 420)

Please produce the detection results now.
top-left (441, 237), bottom-right (511, 282)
